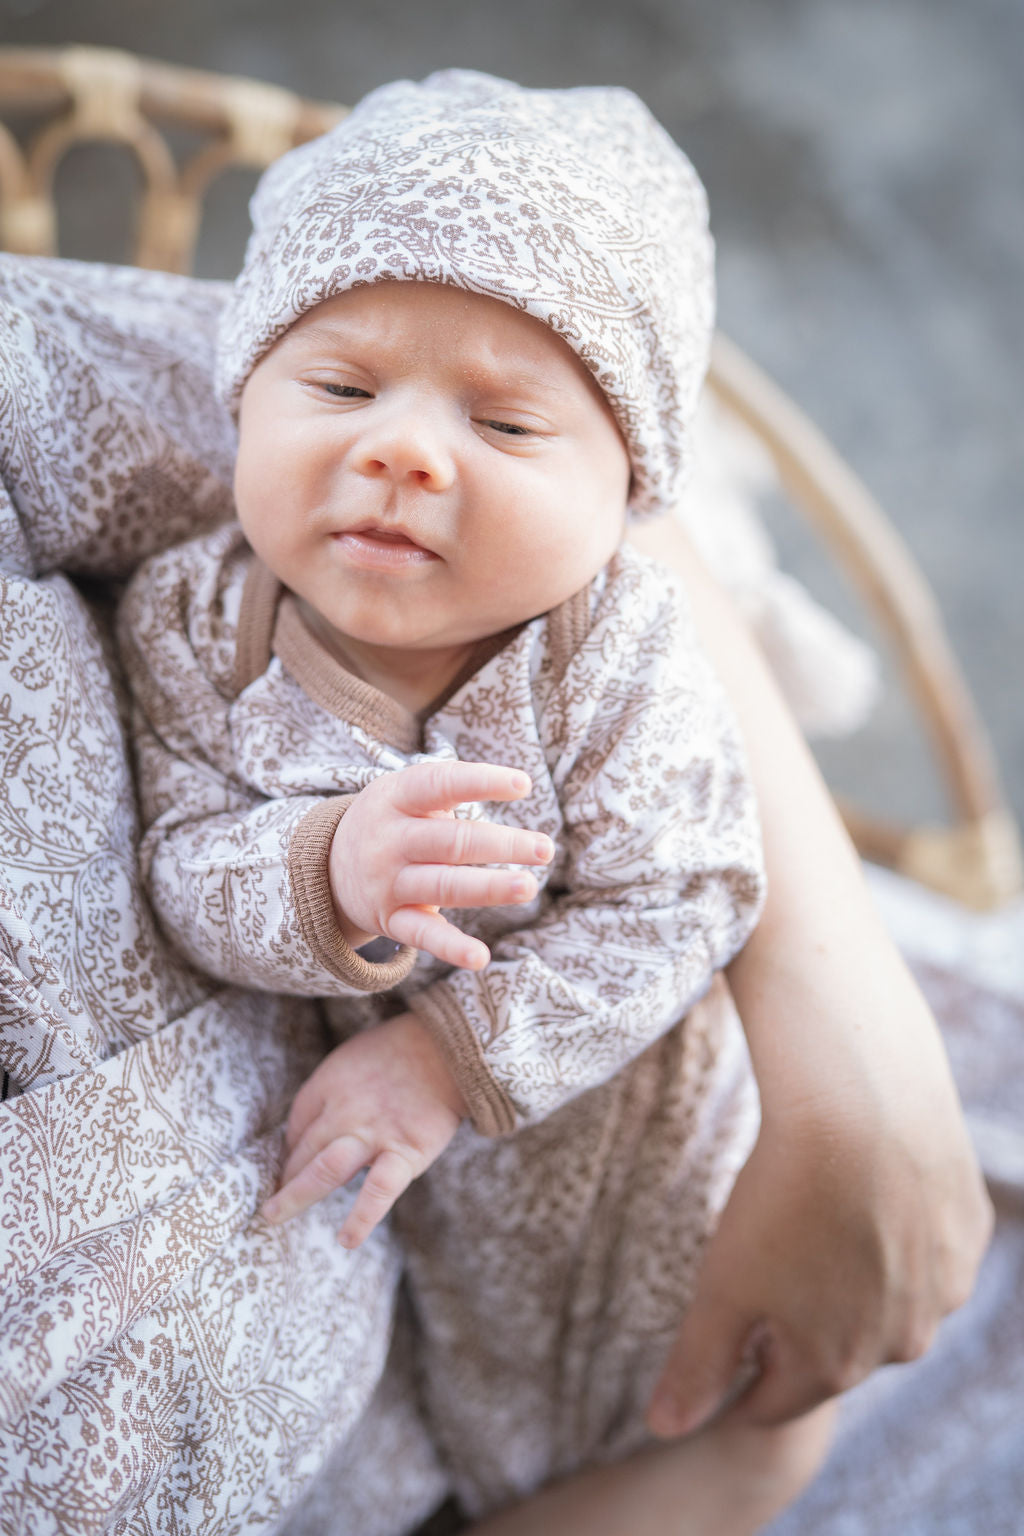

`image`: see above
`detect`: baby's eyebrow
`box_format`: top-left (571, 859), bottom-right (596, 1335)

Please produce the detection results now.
top-left (475, 371), bottom-right (570, 400)
top-left (286, 320), bottom-right (362, 353)
top-left (464, 349), bottom-right (578, 399)
top-left (285, 320), bottom-right (575, 401)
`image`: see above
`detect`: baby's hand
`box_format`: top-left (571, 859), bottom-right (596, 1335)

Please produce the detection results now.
top-left (329, 759), bottom-right (553, 970)
top-left (261, 1012), bottom-right (467, 1247)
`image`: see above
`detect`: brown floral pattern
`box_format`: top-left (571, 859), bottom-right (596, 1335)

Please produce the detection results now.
top-left (1, 234), bottom-right (768, 1529)
top-left (117, 508), bottom-right (765, 1515)
top-left (0, 256), bottom-right (446, 1536)
top-left (119, 524), bottom-right (764, 1140)
top-left (395, 975), bottom-right (759, 1516)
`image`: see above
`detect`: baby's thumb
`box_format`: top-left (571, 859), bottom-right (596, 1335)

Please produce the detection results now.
top-left (646, 1288), bottom-right (757, 1440)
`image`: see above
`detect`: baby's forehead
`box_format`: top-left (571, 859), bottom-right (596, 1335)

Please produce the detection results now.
top-left (286, 282), bottom-right (609, 388)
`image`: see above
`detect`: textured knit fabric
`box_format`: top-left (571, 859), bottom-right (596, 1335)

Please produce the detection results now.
top-left (0, 254), bottom-right (447, 1536)
top-left (216, 69), bottom-right (715, 519)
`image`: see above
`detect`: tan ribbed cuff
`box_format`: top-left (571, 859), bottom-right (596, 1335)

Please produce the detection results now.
top-left (289, 797), bottom-right (417, 992)
top-left (410, 983), bottom-right (516, 1137)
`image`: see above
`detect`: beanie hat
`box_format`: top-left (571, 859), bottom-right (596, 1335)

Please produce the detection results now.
top-left (216, 69), bottom-right (715, 518)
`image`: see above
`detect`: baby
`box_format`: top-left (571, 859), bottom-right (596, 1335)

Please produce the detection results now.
top-left (120, 71), bottom-right (822, 1533)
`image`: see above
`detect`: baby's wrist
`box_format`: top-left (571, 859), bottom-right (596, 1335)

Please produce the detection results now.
top-left (327, 814), bottom-right (379, 948)
top-left (389, 1011), bottom-right (469, 1121)
top-left (335, 909), bottom-right (381, 950)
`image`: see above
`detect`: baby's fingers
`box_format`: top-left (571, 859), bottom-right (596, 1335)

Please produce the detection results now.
top-left (393, 760), bottom-right (532, 817)
top-left (388, 906), bottom-right (491, 970)
top-left (262, 1131), bottom-right (370, 1226)
top-left (393, 863), bottom-right (539, 912)
top-left (406, 816), bottom-right (554, 871)
top-left (337, 1148), bottom-right (418, 1249)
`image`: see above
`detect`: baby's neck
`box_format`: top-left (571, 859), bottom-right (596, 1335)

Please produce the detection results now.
top-left (296, 599), bottom-right (478, 714)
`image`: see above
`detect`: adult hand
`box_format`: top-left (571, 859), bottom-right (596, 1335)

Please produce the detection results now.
top-left (647, 1070), bottom-right (993, 1436)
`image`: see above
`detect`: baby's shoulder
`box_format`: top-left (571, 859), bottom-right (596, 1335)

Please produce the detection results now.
top-left (554, 543), bottom-right (695, 671)
top-left (525, 544), bottom-right (698, 724)
top-left (599, 542), bottom-right (691, 625)
top-left (118, 521), bottom-right (253, 694)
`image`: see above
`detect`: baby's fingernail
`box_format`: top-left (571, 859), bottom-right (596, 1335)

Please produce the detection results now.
top-left (535, 836), bottom-right (553, 862)
top-left (261, 1199), bottom-right (281, 1224)
top-left (511, 772), bottom-right (531, 795)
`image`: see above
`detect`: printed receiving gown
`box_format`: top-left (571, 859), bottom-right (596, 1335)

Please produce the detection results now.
top-left (117, 512), bottom-right (766, 1516)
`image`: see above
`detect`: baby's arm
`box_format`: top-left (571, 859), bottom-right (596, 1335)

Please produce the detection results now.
top-left (405, 554), bottom-right (766, 1137)
top-left (261, 759), bottom-right (555, 1244)
top-left (119, 535), bottom-right (549, 996)
top-left (630, 519), bottom-right (992, 1434)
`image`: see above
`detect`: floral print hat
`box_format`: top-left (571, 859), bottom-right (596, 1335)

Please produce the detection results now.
top-left (217, 69), bottom-right (715, 519)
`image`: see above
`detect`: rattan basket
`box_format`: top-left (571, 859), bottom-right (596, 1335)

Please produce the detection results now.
top-left (1, 43), bottom-right (1018, 909)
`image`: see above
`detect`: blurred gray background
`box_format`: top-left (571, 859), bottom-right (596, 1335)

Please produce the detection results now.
top-left (2, 0), bottom-right (1021, 833)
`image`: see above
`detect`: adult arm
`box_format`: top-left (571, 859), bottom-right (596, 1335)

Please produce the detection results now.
top-left (630, 516), bottom-right (994, 1433)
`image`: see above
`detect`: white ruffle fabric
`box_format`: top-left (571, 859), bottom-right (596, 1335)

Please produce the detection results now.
top-left (680, 395), bottom-right (881, 738)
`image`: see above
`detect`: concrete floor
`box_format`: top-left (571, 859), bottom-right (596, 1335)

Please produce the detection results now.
top-left (2, 0), bottom-right (1021, 835)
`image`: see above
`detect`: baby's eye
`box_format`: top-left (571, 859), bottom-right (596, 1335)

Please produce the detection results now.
top-left (320, 382), bottom-right (372, 399)
top-left (481, 419), bottom-right (532, 436)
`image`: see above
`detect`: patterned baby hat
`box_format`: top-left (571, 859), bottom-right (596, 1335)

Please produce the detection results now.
top-left (216, 69), bottom-right (715, 518)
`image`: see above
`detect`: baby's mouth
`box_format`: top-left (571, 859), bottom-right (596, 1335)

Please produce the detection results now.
top-left (332, 525), bottom-right (440, 569)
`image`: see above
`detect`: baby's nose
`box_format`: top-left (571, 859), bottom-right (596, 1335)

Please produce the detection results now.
top-left (352, 406), bottom-right (455, 490)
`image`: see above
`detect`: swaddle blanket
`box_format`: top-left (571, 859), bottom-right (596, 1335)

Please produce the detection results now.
top-left (0, 254), bottom-right (447, 1536)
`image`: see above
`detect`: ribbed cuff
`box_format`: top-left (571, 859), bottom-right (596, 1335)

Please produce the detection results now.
top-left (410, 983), bottom-right (516, 1137)
top-left (289, 797), bottom-right (417, 992)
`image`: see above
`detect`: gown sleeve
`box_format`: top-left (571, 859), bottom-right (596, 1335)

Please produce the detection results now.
top-left (117, 528), bottom-right (415, 997)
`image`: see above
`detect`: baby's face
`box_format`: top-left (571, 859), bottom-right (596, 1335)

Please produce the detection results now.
top-left (234, 281), bottom-right (630, 673)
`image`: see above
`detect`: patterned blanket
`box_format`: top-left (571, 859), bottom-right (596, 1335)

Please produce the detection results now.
top-left (0, 255), bottom-right (446, 1536)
